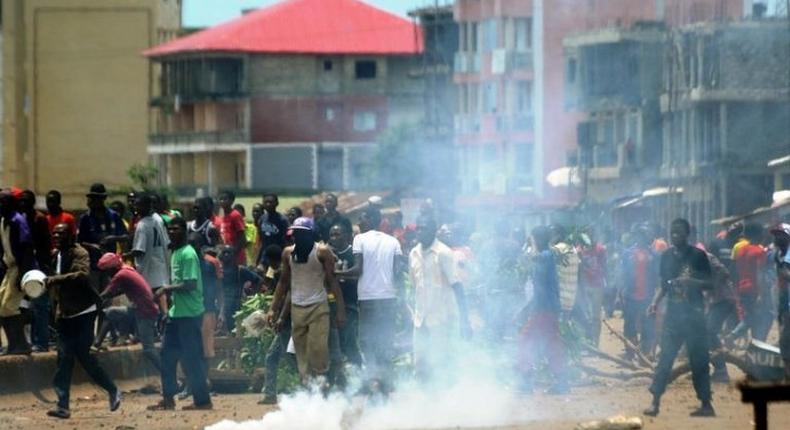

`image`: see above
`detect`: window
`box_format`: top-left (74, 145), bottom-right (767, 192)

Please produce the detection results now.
top-left (323, 60), bottom-right (333, 71)
top-left (470, 22), bottom-right (478, 52)
top-left (515, 18), bottom-right (532, 51)
top-left (512, 143), bottom-right (534, 188)
top-left (353, 112), bottom-right (377, 131)
top-left (482, 19), bottom-right (498, 52)
top-left (516, 81), bottom-right (532, 113)
top-left (483, 83), bottom-right (497, 114)
top-left (355, 61), bottom-right (377, 79)
top-left (325, 107), bottom-right (337, 122)
top-left (567, 58), bottom-right (577, 83)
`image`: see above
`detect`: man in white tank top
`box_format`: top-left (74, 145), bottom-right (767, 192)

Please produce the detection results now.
top-left (267, 217), bottom-right (345, 384)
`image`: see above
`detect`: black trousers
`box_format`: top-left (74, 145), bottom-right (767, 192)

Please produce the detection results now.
top-left (53, 311), bottom-right (117, 410)
top-left (161, 316), bottom-right (210, 406)
top-left (649, 305), bottom-right (711, 402)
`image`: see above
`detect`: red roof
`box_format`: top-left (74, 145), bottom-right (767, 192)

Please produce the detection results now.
top-left (145, 0), bottom-right (423, 57)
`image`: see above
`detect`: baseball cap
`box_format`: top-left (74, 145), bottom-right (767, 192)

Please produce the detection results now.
top-left (290, 217), bottom-right (315, 231)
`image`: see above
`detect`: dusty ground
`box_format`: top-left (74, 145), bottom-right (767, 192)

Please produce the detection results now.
top-left (2, 316), bottom-right (789, 430)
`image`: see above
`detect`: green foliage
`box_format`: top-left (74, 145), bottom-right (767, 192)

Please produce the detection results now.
top-left (127, 162), bottom-right (159, 189)
top-left (234, 294), bottom-right (300, 393)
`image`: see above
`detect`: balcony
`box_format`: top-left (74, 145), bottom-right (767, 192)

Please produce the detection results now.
top-left (149, 130), bottom-right (248, 145)
top-left (492, 49), bottom-right (533, 74)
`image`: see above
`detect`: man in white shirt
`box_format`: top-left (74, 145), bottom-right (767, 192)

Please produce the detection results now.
top-left (126, 193), bottom-right (170, 311)
top-left (410, 215), bottom-right (469, 381)
top-left (339, 207), bottom-right (403, 389)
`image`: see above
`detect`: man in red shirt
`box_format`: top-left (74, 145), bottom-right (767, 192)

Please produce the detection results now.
top-left (97, 252), bottom-right (161, 376)
top-left (579, 232), bottom-right (607, 347)
top-left (45, 190), bottom-right (77, 237)
top-left (733, 223), bottom-right (767, 340)
top-left (215, 191), bottom-right (247, 266)
top-left (619, 225), bottom-right (658, 360)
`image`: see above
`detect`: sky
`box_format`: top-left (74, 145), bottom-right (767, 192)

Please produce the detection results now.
top-left (183, 0), bottom-right (445, 27)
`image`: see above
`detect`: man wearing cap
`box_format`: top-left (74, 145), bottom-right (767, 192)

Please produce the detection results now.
top-left (0, 189), bottom-right (34, 355)
top-left (78, 183), bottom-right (128, 291)
top-left (769, 224), bottom-right (790, 379)
top-left (268, 217), bottom-right (345, 384)
top-left (97, 252), bottom-right (161, 374)
top-left (45, 223), bottom-right (121, 419)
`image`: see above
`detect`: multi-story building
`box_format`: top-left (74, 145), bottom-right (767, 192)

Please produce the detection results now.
top-left (145, 0), bottom-right (423, 196)
top-left (564, 22), bottom-right (667, 205)
top-left (660, 16), bottom-right (790, 238)
top-left (453, 0), bottom-right (744, 215)
top-left (2, 0), bottom-right (181, 208)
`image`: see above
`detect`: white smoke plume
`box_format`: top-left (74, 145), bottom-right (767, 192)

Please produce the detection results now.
top-left (207, 351), bottom-right (533, 430)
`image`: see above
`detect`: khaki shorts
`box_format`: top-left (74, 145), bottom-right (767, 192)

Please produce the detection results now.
top-left (202, 311), bottom-right (217, 358)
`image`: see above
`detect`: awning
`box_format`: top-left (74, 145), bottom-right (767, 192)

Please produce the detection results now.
top-left (642, 186), bottom-right (683, 197)
top-left (545, 166), bottom-right (581, 187)
top-left (768, 155), bottom-right (790, 168)
top-left (616, 196), bottom-right (643, 209)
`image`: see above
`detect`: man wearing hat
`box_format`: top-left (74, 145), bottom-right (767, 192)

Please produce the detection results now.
top-left (770, 224), bottom-right (790, 379)
top-left (78, 183), bottom-right (128, 276)
top-left (0, 189), bottom-right (34, 355)
top-left (267, 217), bottom-right (345, 384)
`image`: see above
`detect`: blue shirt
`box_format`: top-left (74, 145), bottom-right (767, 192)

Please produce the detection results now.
top-left (77, 207), bottom-right (127, 268)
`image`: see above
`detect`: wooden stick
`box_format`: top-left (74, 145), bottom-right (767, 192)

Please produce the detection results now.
top-left (580, 342), bottom-right (641, 371)
top-left (578, 363), bottom-right (653, 380)
top-left (602, 319), bottom-right (655, 370)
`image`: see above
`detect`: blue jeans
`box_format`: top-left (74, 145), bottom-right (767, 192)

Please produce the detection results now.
top-left (160, 317), bottom-right (210, 406)
top-left (31, 294), bottom-right (51, 350)
top-left (136, 316), bottom-right (161, 373)
top-left (649, 306), bottom-right (710, 402)
top-left (53, 312), bottom-right (117, 409)
top-left (339, 303), bottom-right (362, 366)
top-left (358, 299), bottom-right (397, 383)
top-left (263, 322), bottom-right (292, 397)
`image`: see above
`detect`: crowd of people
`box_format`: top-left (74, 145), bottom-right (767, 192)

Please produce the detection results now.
top-left (0, 183), bottom-right (789, 421)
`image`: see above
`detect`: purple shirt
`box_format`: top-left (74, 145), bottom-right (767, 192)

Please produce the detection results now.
top-left (2, 212), bottom-right (33, 269)
top-left (104, 266), bottom-right (159, 319)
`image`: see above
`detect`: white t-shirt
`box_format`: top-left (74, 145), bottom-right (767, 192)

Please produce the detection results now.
top-left (133, 214), bottom-right (170, 289)
top-left (353, 230), bottom-right (402, 301)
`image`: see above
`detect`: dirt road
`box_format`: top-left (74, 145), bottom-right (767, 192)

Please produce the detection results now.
top-left (1, 316), bottom-right (789, 430)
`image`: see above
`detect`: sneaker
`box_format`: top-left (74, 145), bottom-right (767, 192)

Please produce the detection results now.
top-left (182, 402), bottom-right (213, 411)
top-left (109, 389), bottom-right (122, 412)
top-left (46, 407), bottom-right (71, 419)
top-left (31, 345), bottom-right (48, 353)
top-left (177, 389), bottom-right (191, 401)
top-left (146, 399), bottom-right (176, 411)
top-left (643, 404), bottom-right (660, 417)
top-left (258, 395), bottom-right (278, 405)
top-left (690, 403), bottom-right (716, 417)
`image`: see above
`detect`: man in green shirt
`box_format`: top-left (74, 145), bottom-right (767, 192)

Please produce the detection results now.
top-left (148, 218), bottom-right (211, 411)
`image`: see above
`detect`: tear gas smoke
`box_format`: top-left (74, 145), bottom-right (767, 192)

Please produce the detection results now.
top-left (207, 351), bottom-right (532, 430)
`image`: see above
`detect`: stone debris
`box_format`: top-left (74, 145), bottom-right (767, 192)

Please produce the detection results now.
top-left (575, 415), bottom-right (643, 430)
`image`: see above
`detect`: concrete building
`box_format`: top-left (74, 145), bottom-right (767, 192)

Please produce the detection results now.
top-left (564, 22), bottom-right (667, 203)
top-left (452, 0), bottom-right (744, 214)
top-left (145, 0), bottom-right (424, 196)
top-left (660, 17), bottom-right (790, 238)
top-left (1, 0), bottom-right (182, 208)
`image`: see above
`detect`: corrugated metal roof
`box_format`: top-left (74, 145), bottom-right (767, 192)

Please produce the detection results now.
top-left (145, 0), bottom-right (423, 57)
